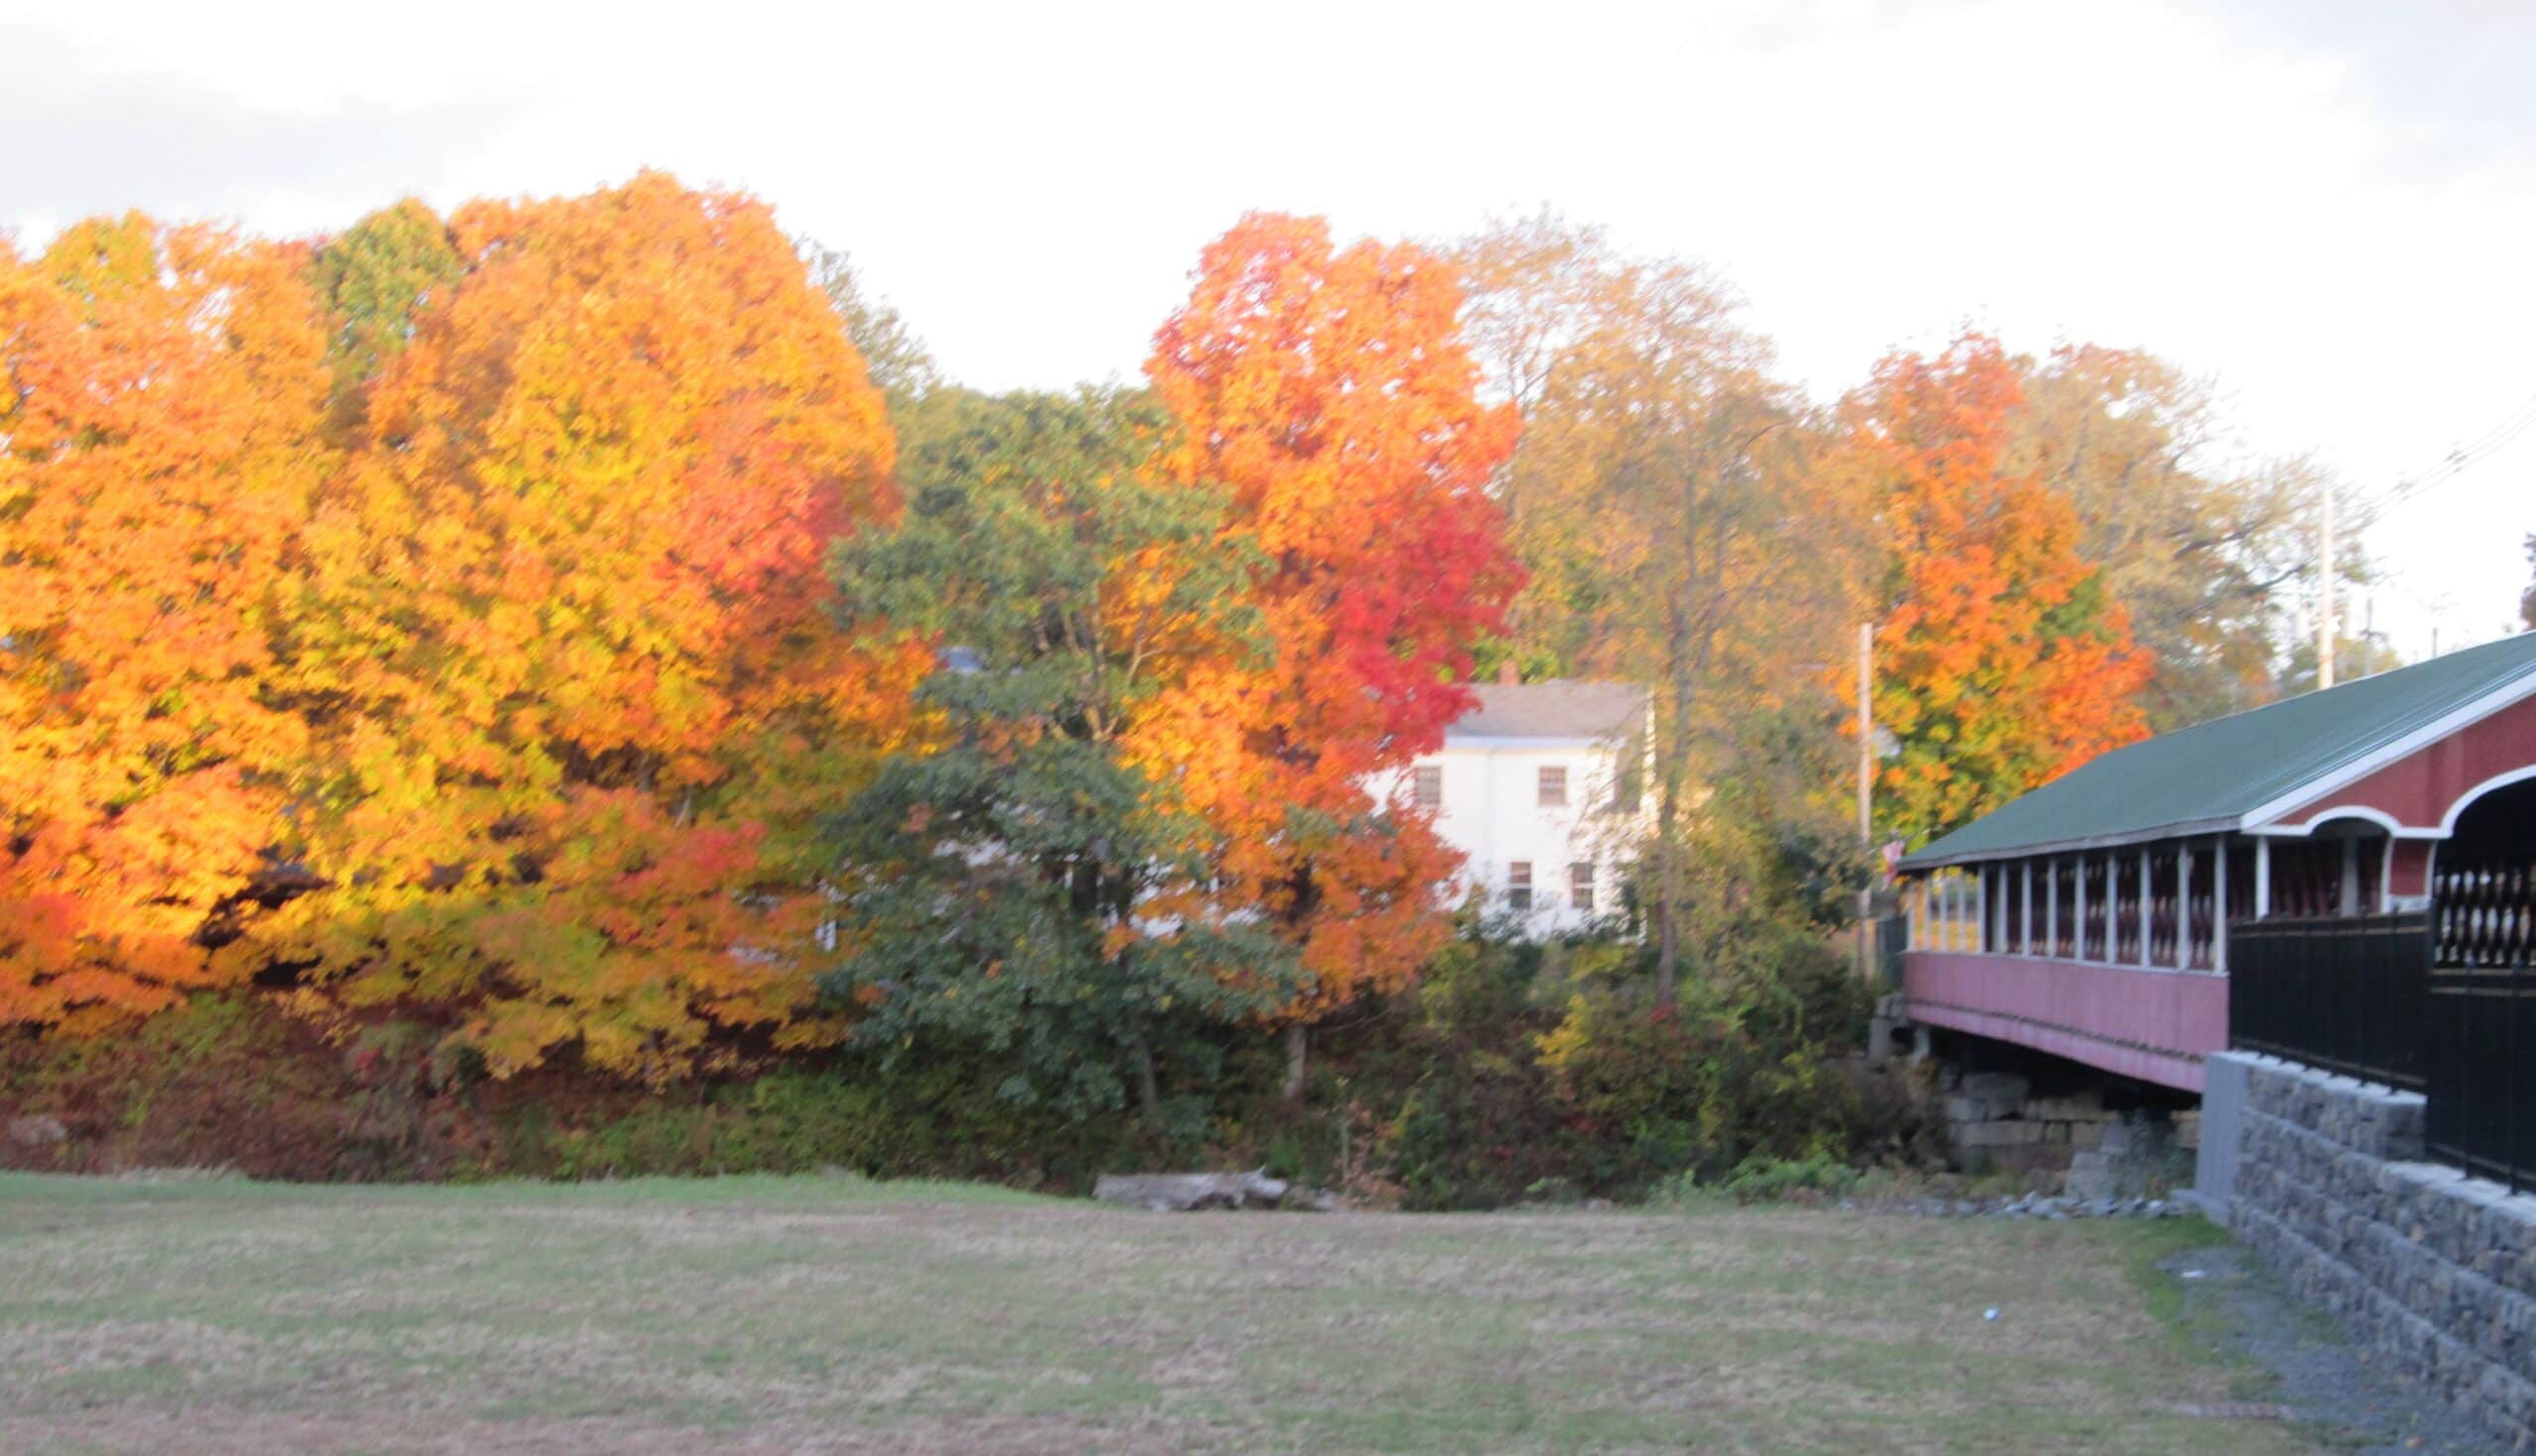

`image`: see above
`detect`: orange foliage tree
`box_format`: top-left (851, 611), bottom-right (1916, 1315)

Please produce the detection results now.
top-left (1142, 214), bottom-right (1521, 1077)
top-left (0, 218), bottom-right (334, 1032)
top-left (1844, 334), bottom-right (2151, 844)
top-left (265, 173), bottom-right (910, 1081)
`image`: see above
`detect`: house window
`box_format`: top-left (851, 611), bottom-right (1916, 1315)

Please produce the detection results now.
top-left (1507, 862), bottom-right (1533, 911)
top-left (1569, 863), bottom-right (1595, 911)
top-left (1537, 765), bottom-right (1568, 808)
top-left (1413, 764), bottom-right (1442, 809)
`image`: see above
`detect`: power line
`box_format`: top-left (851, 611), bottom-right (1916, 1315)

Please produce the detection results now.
top-left (2351, 389), bottom-right (2536, 527)
top-left (2451, 392), bottom-right (2536, 460)
top-left (2301, 389), bottom-right (2536, 678)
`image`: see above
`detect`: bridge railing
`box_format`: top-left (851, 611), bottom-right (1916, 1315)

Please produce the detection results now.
top-left (2426, 863), bottom-right (2536, 1195)
top-left (2229, 902), bottom-right (2534, 1195)
top-left (2228, 911), bottom-right (2429, 1093)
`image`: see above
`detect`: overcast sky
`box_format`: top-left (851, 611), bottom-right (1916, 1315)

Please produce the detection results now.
top-left (8, 0), bottom-right (2532, 658)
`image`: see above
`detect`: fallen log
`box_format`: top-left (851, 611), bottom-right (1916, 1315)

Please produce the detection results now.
top-left (1093, 1169), bottom-right (1291, 1211)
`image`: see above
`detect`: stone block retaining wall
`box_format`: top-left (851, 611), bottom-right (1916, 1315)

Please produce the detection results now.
top-left (1938, 1067), bottom-right (2195, 1195)
top-left (2202, 1050), bottom-right (2536, 1448)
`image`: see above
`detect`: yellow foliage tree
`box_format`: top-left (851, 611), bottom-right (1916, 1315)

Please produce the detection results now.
top-left (0, 218), bottom-right (334, 1031)
top-left (269, 172), bottom-right (912, 1081)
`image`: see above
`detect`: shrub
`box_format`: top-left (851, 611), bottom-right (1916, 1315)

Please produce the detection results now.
top-left (474, 1045), bottom-right (1172, 1192)
top-left (1523, 920), bottom-right (1880, 1196)
top-left (1647, 1151), bottom-right (1863, 1206)
top-left (1713, 1150), bottom-right (1863, 1202)
top-left (1272, 919), bottom-right (1889, 1208)
top-left (0, 993), bottom-right (400, 1179)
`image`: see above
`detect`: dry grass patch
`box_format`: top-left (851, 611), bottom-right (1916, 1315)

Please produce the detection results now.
top-left (0, 1173), bottom-right (2318, 1455)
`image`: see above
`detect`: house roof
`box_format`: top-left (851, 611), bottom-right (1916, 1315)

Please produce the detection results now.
top-left (1901, 631), bottom-right (2536, 869)
top-left (1444, 680), bottom-right (1648, 745)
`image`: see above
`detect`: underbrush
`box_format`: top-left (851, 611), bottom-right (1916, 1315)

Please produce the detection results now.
top-left (1, 929), bottom-right (1937, 1206)
top-left (1263, 927), bottom-right (1933, 1208)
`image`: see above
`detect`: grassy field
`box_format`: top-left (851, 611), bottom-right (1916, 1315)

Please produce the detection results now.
top-left (0, 1172), bottom-right (2316, 1455)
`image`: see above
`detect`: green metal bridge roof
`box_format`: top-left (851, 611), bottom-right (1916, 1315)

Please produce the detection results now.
top-left (1900, 632), bottom-right (2536, 869)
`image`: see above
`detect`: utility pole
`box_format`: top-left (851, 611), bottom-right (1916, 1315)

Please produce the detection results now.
top-left (1856, 621), bottom-right (1874, 981)
top-left (2317, 479), bottom-right (2338, 690)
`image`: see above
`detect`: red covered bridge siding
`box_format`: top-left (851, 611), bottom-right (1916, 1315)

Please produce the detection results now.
top-left (1897, 634), bottom-right (2536, 1093)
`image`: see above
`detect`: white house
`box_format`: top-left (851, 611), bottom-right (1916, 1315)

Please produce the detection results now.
top-left (1401, 679), bottom-right (1651, 936)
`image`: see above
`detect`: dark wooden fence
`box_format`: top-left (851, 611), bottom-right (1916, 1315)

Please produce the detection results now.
top-left (2426, 864), bottom-right (2536, 1194)
top-left (2229, 912), bottom-right (2429, 1093)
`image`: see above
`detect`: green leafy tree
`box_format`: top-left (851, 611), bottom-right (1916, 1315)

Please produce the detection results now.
top-left (1452, 213), bottom-right (1874, 997)
top-left (2004, 345), bottom-right (2318, 728)
top-left (801, 244), bottom-right (940, 416)
top-left (822, 389), bottom-right (1303, 1130)
top-left (307, 199), bottom-right (463, 436)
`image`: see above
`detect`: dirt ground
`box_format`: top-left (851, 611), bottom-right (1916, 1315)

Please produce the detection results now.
top-left (0, 1172), bottom-right (2381, 1455)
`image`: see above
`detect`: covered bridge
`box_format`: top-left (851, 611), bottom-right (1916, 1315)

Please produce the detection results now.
top-left (1896, 631), bottom-right (2536, 1103)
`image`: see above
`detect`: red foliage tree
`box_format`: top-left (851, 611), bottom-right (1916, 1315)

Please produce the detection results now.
top-left (1142, 214), bottom-right (1522, 1038)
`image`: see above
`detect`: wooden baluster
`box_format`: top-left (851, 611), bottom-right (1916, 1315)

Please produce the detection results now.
top-left (2513, 866), bottom-right (2530, 964)
top-left (2485, 869), bottom-right (2501, 965)
top-left (2477, 869), bottom-right (2493, 965)
top-left (2470, 866), bottom-right (2482, 961)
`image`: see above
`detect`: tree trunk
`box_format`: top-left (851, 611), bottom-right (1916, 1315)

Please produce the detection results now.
top-left (1655, 890), bottom-right (1680, 1003)
top-left (1130, 1035), bottom-right (1165, 1134)
top-left (1655, 473), bottom-right (1696, 1006)
top-left (1280, 1023), bottom-right (1308, 1103)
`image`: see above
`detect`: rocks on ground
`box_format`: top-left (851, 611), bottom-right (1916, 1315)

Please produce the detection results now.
top-left (1840, 1190), bottom-right (2198, 1220)
top-left (6, 1115), bottom-right (66, 1147)
top-left (1091, 1170), bottom-right (1342, 1212)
